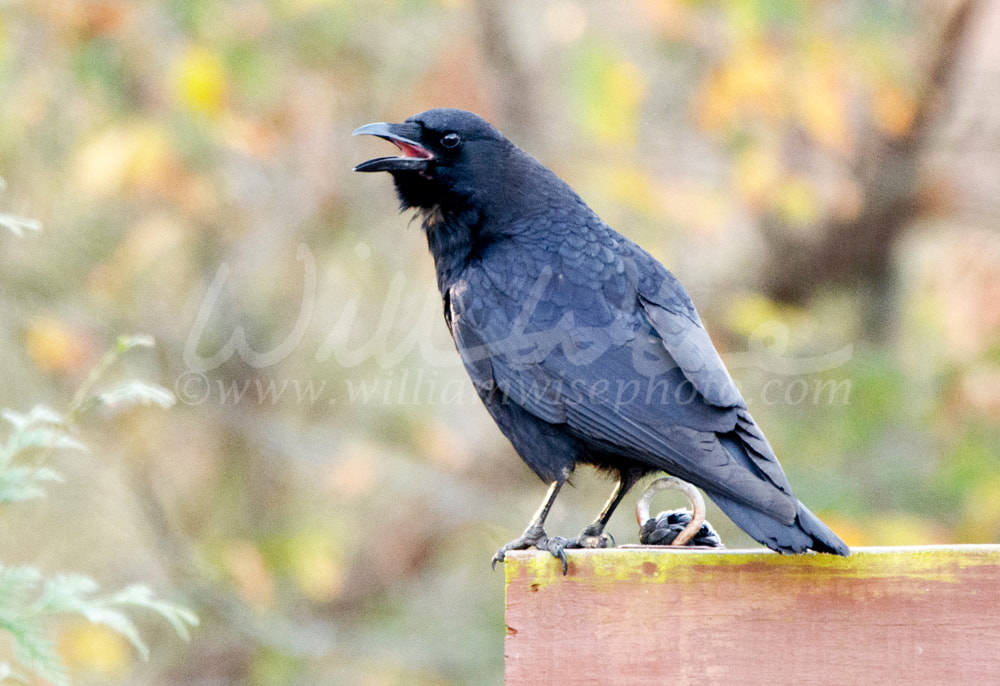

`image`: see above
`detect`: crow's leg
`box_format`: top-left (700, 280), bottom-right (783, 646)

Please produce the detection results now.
top-left (566, 471), bottom-right (641, 549)
top-left (492, 480), bottom-right (572, 572)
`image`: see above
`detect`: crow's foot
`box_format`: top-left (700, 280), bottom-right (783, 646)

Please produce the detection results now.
top-left (492, 525), bottom-right (615, 574)
top-left (564, 523), bottom-right (615, 550)
top-left (492, 525), bottom-right (570, 574)
top-left (565, 531), bottom-right (614, 550)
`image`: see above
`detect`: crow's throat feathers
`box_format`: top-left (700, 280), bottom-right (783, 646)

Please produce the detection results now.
top-left (420, 205), bottom-right (484, 292)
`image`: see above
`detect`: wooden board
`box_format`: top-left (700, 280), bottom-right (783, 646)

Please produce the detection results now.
top-left (504, 545), bottom-right (1000, 685)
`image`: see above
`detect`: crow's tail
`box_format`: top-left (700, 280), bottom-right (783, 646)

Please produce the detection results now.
top-left (704, 416), bottom-right (849, 556)
top-left (706, 490), bottom-right (849, 556)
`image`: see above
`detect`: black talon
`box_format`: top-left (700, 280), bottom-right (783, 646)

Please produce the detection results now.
top-left (536, 536), bottom-right (569, 574)
top-left (492, 530), bottom-right (574, 575)
top-left (554, 545), bottom-right (568, 575)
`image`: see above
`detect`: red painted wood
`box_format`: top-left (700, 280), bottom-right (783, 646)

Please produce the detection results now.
top-left (504, 546), bottom-right (1000, 685)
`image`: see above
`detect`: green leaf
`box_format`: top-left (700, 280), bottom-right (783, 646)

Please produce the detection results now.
top-left (2, 426), bottom-right (87, 462)
top-left (32, 573), bottom-right (100, 615)
top-left (0, 213), bottom-right (42, 238)
top-left (0, 406), bottom-right (87, 467)
top-left (10, 629), bottom-right (68, 686)
top-left (94, 382), bottom-right (176, 412)
top-left (68, 334), bottom-right (168, 420)
top-left (109, 585), bottom-right (199, 641)
top-left (29, 575), bottom-right (197, 661)
top-left (0, 568), bottom-right (69, 686)
top-left (0, 333), bottom-right (189, 685)
top-left (1, 406), bottom-right (65, 431)
top-left (0, 466), bottom-right (64, 505)
top-left (114, 334), bottom-right (156, 353)
top-left (0, 566), bottom-right (43, 610)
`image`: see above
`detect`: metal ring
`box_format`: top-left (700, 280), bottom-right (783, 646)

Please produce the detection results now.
top-left (635, 477), bottom-right (707, 546)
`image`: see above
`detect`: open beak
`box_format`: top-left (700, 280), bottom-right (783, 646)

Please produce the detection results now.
top-left (353, 122), bottom-right (434, 172)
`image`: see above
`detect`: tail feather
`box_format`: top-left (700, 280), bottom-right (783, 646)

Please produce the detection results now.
top-left (707, 490), bottom-right (849, 556)
top-left (795, 500), bottom-right (850, 556)
top-left (707, 416), bottom-right (849, 556)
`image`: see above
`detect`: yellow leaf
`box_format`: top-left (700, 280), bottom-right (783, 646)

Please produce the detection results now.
top-left (601, 60), bottom-right (646, 144)
top-left (286, 532), bottom-right (345, 603)
top-left (724, 0), bottom-right (762, 41)
top-left (733, 143), bottom-right (781, 207)
top-left (129, 125), bottom-right (172, 188)
top-left (696, 41), bottom-right (785, 132)
top-left (574, 49), bottom-right (647, 145)
top-left (775, 176), bottom-right (820, 227)
top-left (724, 293), bottom-right (783, 338)
top-left (72, 122), bottom-right (172, 196)
top-left (60, 622), bottom-right (131, 680)
top-left (171, 46), bottom-right (227, 117)
top-left (794, 65), bottom-right (851, 152)
top-left (23, 317), bottom-right (91, 374)
top-left (222, 540), bottom-right (275, 608)
top-left (601, 163), bottom-right (661, 216)
top-left (872, 82), bottom-right (916, 138)
top-left (72, 128), bottom-right (136, 195)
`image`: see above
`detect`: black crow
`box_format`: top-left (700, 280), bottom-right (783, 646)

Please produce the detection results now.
top-left (354, 108), bottom-right (848, 571)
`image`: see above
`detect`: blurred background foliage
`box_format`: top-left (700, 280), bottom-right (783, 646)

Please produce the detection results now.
top-left (1, 0), bottom-right (999, 683)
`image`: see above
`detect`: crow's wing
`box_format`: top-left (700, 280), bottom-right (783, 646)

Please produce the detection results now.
top-left (635, 259), bottom-right (797, 499)
top-left (636, 291), bottom-right (743, 408)
top-left (446, 264), bottom-right (797, 521)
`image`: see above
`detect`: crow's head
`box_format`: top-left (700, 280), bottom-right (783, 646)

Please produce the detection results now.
top-left (353, 108), bottom-right (522, 213)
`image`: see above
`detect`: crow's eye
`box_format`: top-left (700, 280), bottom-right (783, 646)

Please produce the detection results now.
top-left (440, 132), bottom-right (461, 149)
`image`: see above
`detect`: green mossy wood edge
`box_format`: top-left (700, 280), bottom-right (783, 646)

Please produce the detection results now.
top-left (504, 546), bottom-right (1000, 685)
top-left (505, 544), bottom-right (1000, 589)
